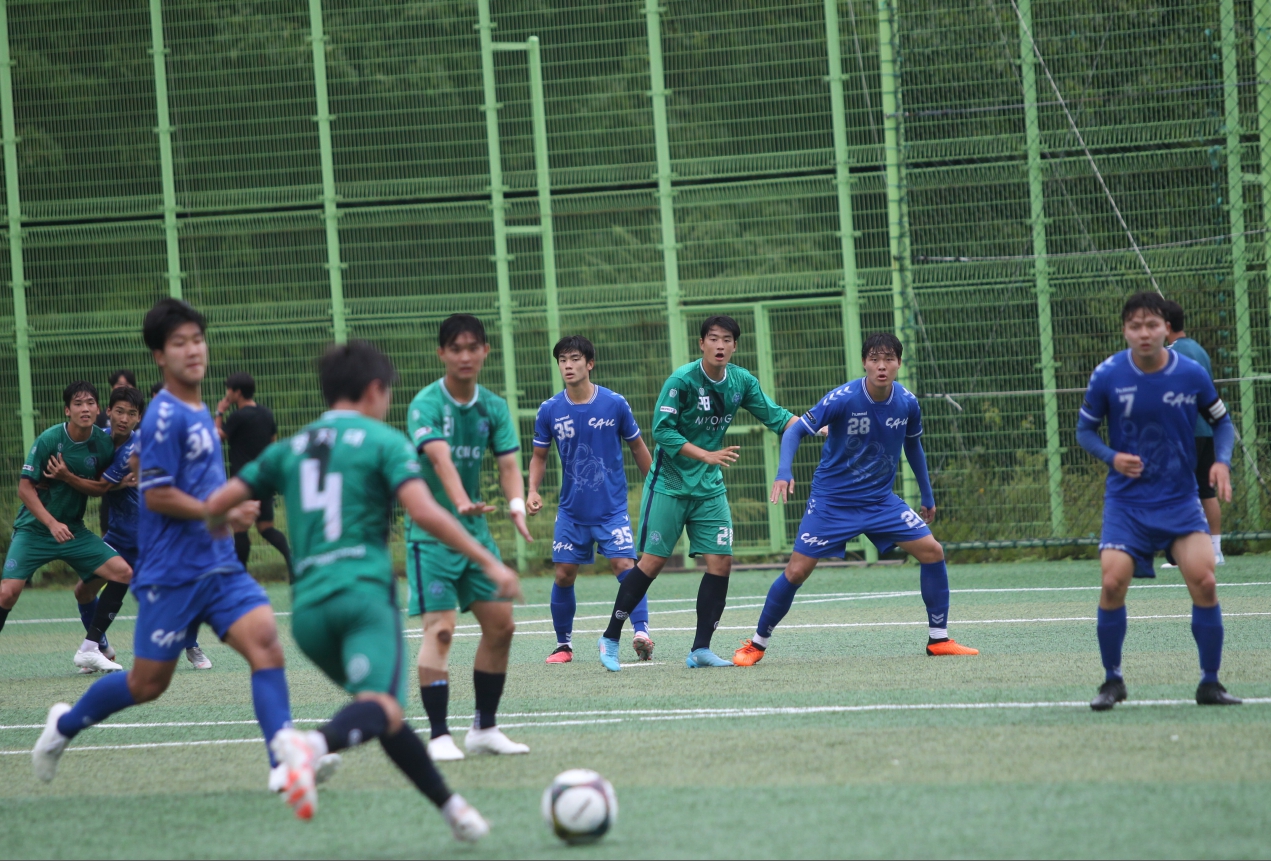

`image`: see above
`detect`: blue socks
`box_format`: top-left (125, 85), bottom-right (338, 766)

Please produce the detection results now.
top-left (919, 561), bottom-right (950, 635)
top-left (754, 571), bottom-right (801, 645)
top-left (250, 668), bottom-right (293, 767)
top-left (1097, 605), bottom-right (1128, 681)
top-left (1191, 603), bottom-right (1224, 685)
top-left (617, 569), bottom-right (650, 635)
top-left (57, 671), bottom-right (136, 739)
top-left (77, 599), bottom-right (97, 634)
top-left (550, 584), bottom-right (576, 646)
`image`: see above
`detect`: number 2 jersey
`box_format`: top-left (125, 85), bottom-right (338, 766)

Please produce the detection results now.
top-left (1078, 348), bottom-right (1227, 508)
top-left (533, 385), bottom-right (641, 525)
top-left (237, 411), bottom-right (422, 608)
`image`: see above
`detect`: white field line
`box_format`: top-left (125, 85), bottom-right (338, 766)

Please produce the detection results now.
top-left (3, 698), bottom-right (1270, 755)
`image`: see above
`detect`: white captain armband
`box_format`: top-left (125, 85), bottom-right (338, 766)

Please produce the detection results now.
top-left (1202, 397), bottom-right (1228, 425)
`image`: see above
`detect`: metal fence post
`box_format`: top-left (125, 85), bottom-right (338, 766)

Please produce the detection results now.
top-left (0, 2), bottom-right (33, 451)
top-left (1250, 0), bottom-right (1271, 527)
top-left (148, 0), bottom-right (182, 299)
top-left (526, 36), bottom-right (562, 393)
top-left (823, 0), bottom-right (863, 372)
top-left (753, 305), bottom-right (787, 552)
top-left (1017, 0), bottom-right (1066, 537)
top-left (308, 0), bottom-right (347, 344)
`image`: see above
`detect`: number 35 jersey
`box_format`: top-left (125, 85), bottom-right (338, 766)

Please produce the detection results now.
top-left (800, 378), bottom-right (923, 507)
top-left (238, 411), bottom-right (422, 608)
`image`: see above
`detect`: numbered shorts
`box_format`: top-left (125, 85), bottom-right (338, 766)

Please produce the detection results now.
top-left (793, 494), bottom-right (931, 559)
top-left (291, 583), bottom-right (406, 706)
top-left (132, 568), bottom-right (271, 662)
top-left (553, 511), bottom-right (637, 565)
top-left (1100, 498), bottom-right (1209, 579)
top-left (636, 489), bottom-right (733, 558)
top-left (2, 525), bottom-right (120, 583)
top-left (406, 531), bottom-right (503, 615)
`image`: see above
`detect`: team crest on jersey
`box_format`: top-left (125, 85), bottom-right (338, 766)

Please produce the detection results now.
top-left (477, 419), bottom-right (490, 435)
top-left (669, 388), bottom-right (677, 398)
top-left (731, 392), bottom-right (742, 404)
top-left (84, 456), bottom-right (96, 469)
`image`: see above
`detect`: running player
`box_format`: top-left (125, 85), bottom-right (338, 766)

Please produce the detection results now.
top-left (733, 332), bottom-right (978, 666)
top-left (1, 381), bottom-right (132, 673)
top-left (597, 314), bottom-right (800, 671)
top-left (407, 314), bottom-right (534, 761)
top-left (206, 340), bottom-right (513, 839)
top-left (1077, 291), bottom-right (1240, 710)
top-left (527, 335), bottom-right (653, 664)
top-left (32, 298), bottom-right (297, 786)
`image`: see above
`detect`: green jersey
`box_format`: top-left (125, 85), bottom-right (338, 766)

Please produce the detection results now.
top-left (405, 379), bottom-right (519, 541)
top-left (15, 423), bottom-right (115, 533)
top-left (237, 411), bottom-right (422, 608)
top-left (648, 360), bottom-right (794, 499)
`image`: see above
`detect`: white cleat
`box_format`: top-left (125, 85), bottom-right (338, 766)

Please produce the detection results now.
top-left (269, 751), bottom-right (342, 794)
top-left (185, 646), bottom-right (212, 670)
top-left (101, 643), bottom-right (116, 662)
top-left (1215, 551), bottom-right (1226, 566)
top-left (427, 733), bottom-right (465, 762)
top-left (464, 726), bottom-right (529, 756)
top-left (73, 647), bottom-right (122, 674)
top-left (443, 794), bottom-right (490, 843)
top-left (32, 703), bottom-right (71, 783)
top-left (269, 729), bottom-right (319, 821)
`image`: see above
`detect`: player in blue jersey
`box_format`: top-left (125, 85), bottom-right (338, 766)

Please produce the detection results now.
top-left (733, 332), bottom-right (978, 666)
top-left (527, 336), bottom-right (653, 664)
top-left (1077, 292), bottom-right (1240, 710)
top-left (33, 299), bottom-right (302, 790)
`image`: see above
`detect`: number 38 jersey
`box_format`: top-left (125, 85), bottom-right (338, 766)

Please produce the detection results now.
top-left (801, 378), bottom-right (923, 507)
top-left (238, 411), bottom-right (422, 608)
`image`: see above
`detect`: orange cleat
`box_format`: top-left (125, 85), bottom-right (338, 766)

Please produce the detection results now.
top-left (926, 638), bottom-right (979, 656)
top-left (545, 645), bottom-right (573, 664)
top-left (732, 639), bottom-right (767, 667)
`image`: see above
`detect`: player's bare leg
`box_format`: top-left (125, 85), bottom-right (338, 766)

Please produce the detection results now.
top-left (735, 551), bottom-right (818, 666)
top-left (896, 535), bottom-right (977, 656)
top-left (685, 554), bottom-right (735, 668)
top-left (547, 563), bottom-right (579, 663)
top-left (465, 600), bottom-right (527, 755)
top-left (1171, 531), bottom-right (1240, 705)
top-left (598, 552), bottom-right (666, 671)
top-left (0, 578), bottom-right (26, 618)
top-left (74, 556), bottom-right (132, 673)
top-left (1091, 549), bottom-right (1135, 710)
top-left (418, 610), bottom-right (463, 761)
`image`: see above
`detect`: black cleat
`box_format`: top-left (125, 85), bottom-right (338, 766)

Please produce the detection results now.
top-left (1196, 682), bottom-right (1242, 705)
top-left (1090, 678), bottom-right (1127, 711)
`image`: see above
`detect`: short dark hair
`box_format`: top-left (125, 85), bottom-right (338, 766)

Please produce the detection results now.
top-left (319, 340), bottom-right (398, 406)
top-left (1121, 291), bottom-right (1169, 324)
top-left (699, 315), bottom-right (741, 341)
top-left (108, 386), bottom-right (145, 413)
top-left (63, 380), bottom-right (99, 407)
top-left (553, 335), bottom-right (595, 363)
top-left (108, 369), bottom-right (137, 388)
top-left (1161, 299), bottom-right (1185, 334)
top-left (226, 371), bottom-right (256, 400)
top-left (143, 298), bottom-right (207, 351)
top-left (862, 331), bottom-right (904, 361)
top-left (438, 314), bottom-right (486, 348)
top-left (149, 381), bottom-right (164, 398)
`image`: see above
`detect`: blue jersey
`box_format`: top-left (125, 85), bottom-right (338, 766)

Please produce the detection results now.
top-left (101, 431), bottom-right (139, 551)
top-left (800, 378), bottom-right (924, 506)
top-left (136, 390), bottom-right (241, 587)
top-left (1079, 349), bottom-right (1225, 507)
top-left (533, 385), bottom-right (641, 525)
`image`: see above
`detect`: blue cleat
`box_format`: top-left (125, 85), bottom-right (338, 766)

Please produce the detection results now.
top-left (598, 636), bottom-right (621, 672)
top-left (685, 648), bottom-right (734, 668)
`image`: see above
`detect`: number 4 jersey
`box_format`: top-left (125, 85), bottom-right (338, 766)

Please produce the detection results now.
top-left (237, 411), bottom-right (423, 608)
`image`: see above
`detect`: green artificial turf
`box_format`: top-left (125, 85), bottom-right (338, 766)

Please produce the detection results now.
top-left (2, 557), bottom-right (1270, 859)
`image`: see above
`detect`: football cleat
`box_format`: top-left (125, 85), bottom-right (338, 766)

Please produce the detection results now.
top-left (1090, 678), bottom-right (1128, 711)
top-left (685, 648), bottom-right (734, 668)
top-left (272, 753), bottom-right (342, 793)
top-left (74, 647), bottom-right (122, 674)
top-left (545, 645), bottom-right (573, 664)
top-left (633, 631), bottom-right (655, 661)
top-left (269, 729), bottom-right (319, 821)
top-left (732, 639), bottom-right (766, 667)
top-left (443, 794), bottom-right (489, 843)
top-left (926, 638), bottom-right (979, 656)
top-left (1196, 681), bottom-right (1242, 705)
top-left (598, 636), bottom-right (621, 672)
top-left (100, 639), bottom-right (115, 661)
top-left (465, 726), bottom-right (529, 756)
top-left (31, 703), bottom-right (72, 783)
top-left (1214, 551), bottom-right (1226, 567)
top-left (427, 734), bottom-right (466, 762)
top-left (185, 646), bottom-right (212, 670)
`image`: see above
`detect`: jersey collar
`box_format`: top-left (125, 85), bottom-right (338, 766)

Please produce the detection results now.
top-left (861, 377), bottom-right (895, 405)
top-left (320, 410), bottom-right (362, 419)
top-left (564, 383), bottom-right (599, 405)
top-left (697, 359), bottom-right (728, 384)
top-left (59, 423), bottom-right (91, 446)
top-left (1125, 348), bottom-right (1178, 376)
top-left (439, 379), bottom-right (479, 408)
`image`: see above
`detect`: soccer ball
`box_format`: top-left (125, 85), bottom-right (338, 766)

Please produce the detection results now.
top-left (541, 769), bottom-right (618, 844)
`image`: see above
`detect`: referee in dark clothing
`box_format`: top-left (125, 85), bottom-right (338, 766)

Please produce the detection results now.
top-left (214, 371), bottom-right (293, 578)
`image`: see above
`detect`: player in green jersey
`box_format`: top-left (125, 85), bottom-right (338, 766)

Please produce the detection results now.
top-left (406, 314), bottom-right (535, 762)
top-left (598, 315), bottom-right (800, 671)
top-left (2, 381), bottom-right (133, 673)
top-left (206, 341), bottom-right (515, 839)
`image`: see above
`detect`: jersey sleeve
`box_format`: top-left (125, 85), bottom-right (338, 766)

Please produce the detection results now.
top-left (1197, 371), bottom-right (1228, 427)
top-left (19, 432), bottom-right (52, 483)
top-left (651, 374), bottom-right (690, 457)
top-left (100, 438), bottom-right (133, 485)
top-left (489, 396), bottom-right (520, 457)
top-left (741, 372), bottom-right (795, 435)
top-left (1078, 364), bottom-right (1109, 428)
top-left (138, 408), bottom-right (184, 491)
top-left (619, 396), bottom-right (642, 441)
top-left (407, 393), bottom-right (447, 452)
top-left (801, 386), bottom-right (848, 434)
top-left (382, 429), bottom-right (424, 492)
top-left (532, 401), bottom-right (553, 449)
top-left (907, 394), bottom-right (924, 438)
top-left (235, 441), bottom-right (281, 499)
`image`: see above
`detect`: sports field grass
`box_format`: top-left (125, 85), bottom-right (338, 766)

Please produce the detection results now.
top-left (3, 557), bottom-right (1271, 859)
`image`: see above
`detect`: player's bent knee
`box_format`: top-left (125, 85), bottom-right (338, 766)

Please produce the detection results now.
top-left (0, 579), bottom-right (24, 608)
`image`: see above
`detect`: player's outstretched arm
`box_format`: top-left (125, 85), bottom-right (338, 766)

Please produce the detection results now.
top-left (398, 479), bottom-right (523, 601)
top-left (497, 451), bottom-right (533, 542)
top-left (627, 435), bottom-right (653, 478)
top-left (42, 454), bottom-right (112, 497)
top-left (903, 435), bottom-right (937, 522)
top-left (16, 479), bottom-right (72, 543)
top-left (421, 440), bottom-right (492, 516)
top-left (527, 445), bottom-right (548, 516)
top-left (771, 419), bottom-right (813, 503)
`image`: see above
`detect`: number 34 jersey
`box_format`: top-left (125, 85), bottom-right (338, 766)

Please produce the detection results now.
top-left (238, 411), bottom-right (422, 608)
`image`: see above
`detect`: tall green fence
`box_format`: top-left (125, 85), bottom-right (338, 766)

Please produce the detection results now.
top-left (3, 0), bottom-right (1270, 568)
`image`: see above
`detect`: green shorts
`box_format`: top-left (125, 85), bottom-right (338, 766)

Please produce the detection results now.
top-left (2, 525), bottom-right (120, 583)
top-left (636, 489), bottom-right (734, 558)
top-left (290, 582), bottom-right (407, 705)
top-left (406, 530), bottom-right (503, 615)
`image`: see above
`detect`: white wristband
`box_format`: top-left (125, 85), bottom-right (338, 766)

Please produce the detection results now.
top-left (509, 498), bottom-right (526, 516)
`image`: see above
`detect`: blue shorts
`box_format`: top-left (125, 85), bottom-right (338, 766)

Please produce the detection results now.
top-left (552, 512), bottom-right (636, 565)
top-left (103, 537), bottom-right (137, 570)
top-left (132, 569), bottom-right (271, 662)
top-left (794, 494), bottom-right (932, 559)
top-left (1100, 498), bottom-right (1209, 579)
